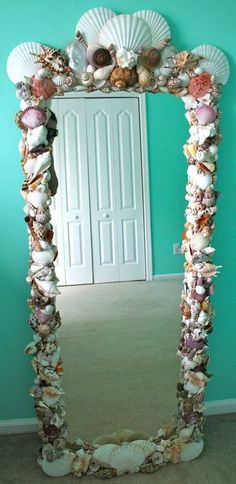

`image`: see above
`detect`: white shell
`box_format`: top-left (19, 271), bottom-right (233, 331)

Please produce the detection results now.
top-left (134, 10), bottom-right (171, 47)
top-left (39, 450), bottom-right (74, 477)
top-left (93, 443), bottom-right (147, 473)
top-left (194, 172), bottom-right (212, 190)
top-left (35, 278), bottom-right (60, 296)
top-left (32, 249), bottom-right (54, 266)
top-left (192, 45), bottom-right (230, 85)
top-left (99, 14), bottom-right (152, 51)
top-left (7, 42), bottom-right (43, 84)
top-left (94, 64), bottom-right (114, 82)
top-left (27, 190), bottom-right (49, 208)
top-left (190, 233), bottom-right (210, 251)
top-left (180, 440), bottom-right (204, 462)
top-left (75, 7), bottom-right (115, 44)
top-left (52, 74), bottom-right (67, 86)
top-left (27, 125), bottom-right (48, 152)
top-left (179, 425), bottom-right (195, 441)
top-left (33, 151), bottom-right (52, 177)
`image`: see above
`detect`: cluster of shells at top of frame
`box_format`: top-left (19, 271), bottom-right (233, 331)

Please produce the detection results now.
top-left (7, 7), bottom-right (230, 480)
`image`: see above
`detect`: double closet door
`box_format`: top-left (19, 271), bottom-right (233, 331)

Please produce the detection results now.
top-left (52, 96), bottom-right (146, 285)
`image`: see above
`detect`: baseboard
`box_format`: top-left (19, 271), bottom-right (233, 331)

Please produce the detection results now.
top-left (204, 399), bottom-right (236, 416)
top-left (0, 418), bottom-right (38, 435)
top-left (1, 400), bottom-right (235, 434)
top-left (153, 273), bottom-right (184, 280)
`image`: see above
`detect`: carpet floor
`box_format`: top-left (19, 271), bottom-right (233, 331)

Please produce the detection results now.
top-left (1, 280), bottom-right (235, 482)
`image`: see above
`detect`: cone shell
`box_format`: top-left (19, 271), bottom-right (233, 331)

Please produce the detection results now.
top-left (75, 7), bottom-right (115, 44)
top-left (134, 10), bottom-right (171, 48)
top-left (192, 45), bottom-right (230, 85)
top-left (7, 41), bottom-right (43, 84)
top-left (31, 76), bottom-right (57, 100)
top-left (99, 14), bottom-right (152, 51)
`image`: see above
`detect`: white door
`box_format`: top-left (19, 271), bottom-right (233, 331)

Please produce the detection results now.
top-left (52, 96), bottom-right (146, 285)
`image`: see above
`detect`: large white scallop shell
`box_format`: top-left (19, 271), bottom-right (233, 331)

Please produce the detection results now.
top-left (75, 7), bottom-right (116, 45)
top-left (38, 450), bottom-right (74, 477)
top-left (192, 45), bottom-right (230, 85)
top-left (180, 440), bottom-right (204, 462)
top-left (7, 42), bottom-right (43, 84)
top-left (99, 14), bottom-right (152, 51)
top-left (93, 440), bottom-right (157, 473)
top-left (134, 10), bottom-right (171, 48)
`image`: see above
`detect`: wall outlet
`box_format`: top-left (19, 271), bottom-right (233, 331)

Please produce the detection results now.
top-left (173, 242), bottom-right (182, 255)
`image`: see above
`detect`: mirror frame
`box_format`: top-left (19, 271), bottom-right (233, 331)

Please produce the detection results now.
top-left (7, 7), bottom-right (229, 479)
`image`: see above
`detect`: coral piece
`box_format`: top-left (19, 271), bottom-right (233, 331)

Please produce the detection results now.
top-left (188, 72), bottom-right (212, 99)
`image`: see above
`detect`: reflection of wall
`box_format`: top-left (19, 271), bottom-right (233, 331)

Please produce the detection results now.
top-left (0, 0), bottom-right (235, 420)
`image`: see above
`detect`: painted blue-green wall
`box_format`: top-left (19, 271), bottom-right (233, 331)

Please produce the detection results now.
top-left (1, 0), bottom-right (235, 420)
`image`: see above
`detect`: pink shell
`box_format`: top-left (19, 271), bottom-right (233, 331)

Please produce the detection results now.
top-left (35, 309), bottom-right (52, 323)
top-left (21, 107), bottom-right (46, 129)
top-left (31, 76), bottom-right (57, 100)
top-left (195, 104), bottom-right (216, 125)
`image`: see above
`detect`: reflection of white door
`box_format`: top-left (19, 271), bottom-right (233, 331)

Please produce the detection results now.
top-left (52, 96), bottom-right (147, 285)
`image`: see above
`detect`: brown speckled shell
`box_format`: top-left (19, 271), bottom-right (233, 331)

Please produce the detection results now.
top-left (140, 48), bottom-right (161, 70)
top-left (109, 67), bottom-right (138, 89)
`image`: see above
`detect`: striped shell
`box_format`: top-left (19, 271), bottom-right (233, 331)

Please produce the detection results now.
top-left (192, 45), bottom-right (230, 85)
top-left (75, 7), bottom-right (115, 44)
top-left (134, 10), bottom-right (171, 48)
top-left (99, 14), bottom-right (152, 51)
top-left (180, 440), bottom-right (204, 462)
top-left (93, 440), bottom-right (157, 473)
top-left (7, 41), bottom-right (43, 84)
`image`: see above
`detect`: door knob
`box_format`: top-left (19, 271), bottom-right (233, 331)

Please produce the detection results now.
top-left (103, 213), bottom-right (109, 218)
top-left (75, 215), bottom-right (79, 220)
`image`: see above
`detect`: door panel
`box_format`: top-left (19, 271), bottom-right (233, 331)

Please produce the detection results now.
top-left (56, 98), bottom-right (93, 285)
top-left (87, 101), bottom-right (119, 283)
top-left (52, 96), bottom-right (146, 285)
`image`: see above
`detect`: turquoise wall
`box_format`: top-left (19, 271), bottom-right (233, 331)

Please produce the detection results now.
top-left (1, 0), bottom-right (235, 420)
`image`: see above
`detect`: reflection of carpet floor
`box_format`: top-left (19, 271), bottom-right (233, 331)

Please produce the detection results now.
top-left (57, 279), bottom-right (182, 443)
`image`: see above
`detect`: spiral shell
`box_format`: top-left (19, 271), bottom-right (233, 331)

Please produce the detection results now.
top-left (140, 48), bottom-right (161, 70)
top-left (87, 44), bottom-right (111, 68)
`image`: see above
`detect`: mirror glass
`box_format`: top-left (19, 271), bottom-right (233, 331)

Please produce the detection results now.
top-left (52, 93), bottom-right (182, 443)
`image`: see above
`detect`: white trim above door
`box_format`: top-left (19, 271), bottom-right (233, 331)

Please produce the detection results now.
top-left (52, 91), bottom-right (153, 284)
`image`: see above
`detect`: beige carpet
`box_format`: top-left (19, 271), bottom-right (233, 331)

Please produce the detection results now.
top-left (57, 280), bottom-right (182, 442)
top-left (0, 414), bottom-right (236, 483)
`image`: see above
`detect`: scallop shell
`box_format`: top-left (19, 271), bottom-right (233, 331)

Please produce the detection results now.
top-left (192, 45), bottom-right (230, 85)
top-left (93, 443), bottom-right (145, 473)
top-left (180, 440), bottom-right (204, 462)
top-left (21, 107), bottom-right (46, 129)
top-left (31, 76), bottom-right (57, 100)
top-left (75, 7), bottom-right (116, 45)
top-left (39, 450), bottom-right (74, 477)
top-left (52, 74), bottom-right (67, 86)
top-left (99, 14), bottom-right (152, 51)
top-left (7, 41), bottom-right (43, 84)
top-left (134, 10), bottom-right (171, 48)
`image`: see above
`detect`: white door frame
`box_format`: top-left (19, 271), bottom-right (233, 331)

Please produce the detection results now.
top-left (53, 91), bottom-right (153, 281)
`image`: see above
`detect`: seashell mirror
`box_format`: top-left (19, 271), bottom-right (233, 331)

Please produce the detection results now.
top-left (7, 7), bottom-right (230, 479)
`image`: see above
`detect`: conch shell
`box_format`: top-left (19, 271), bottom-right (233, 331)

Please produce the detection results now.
top-left (109, 67), bottom-right (138, 89)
